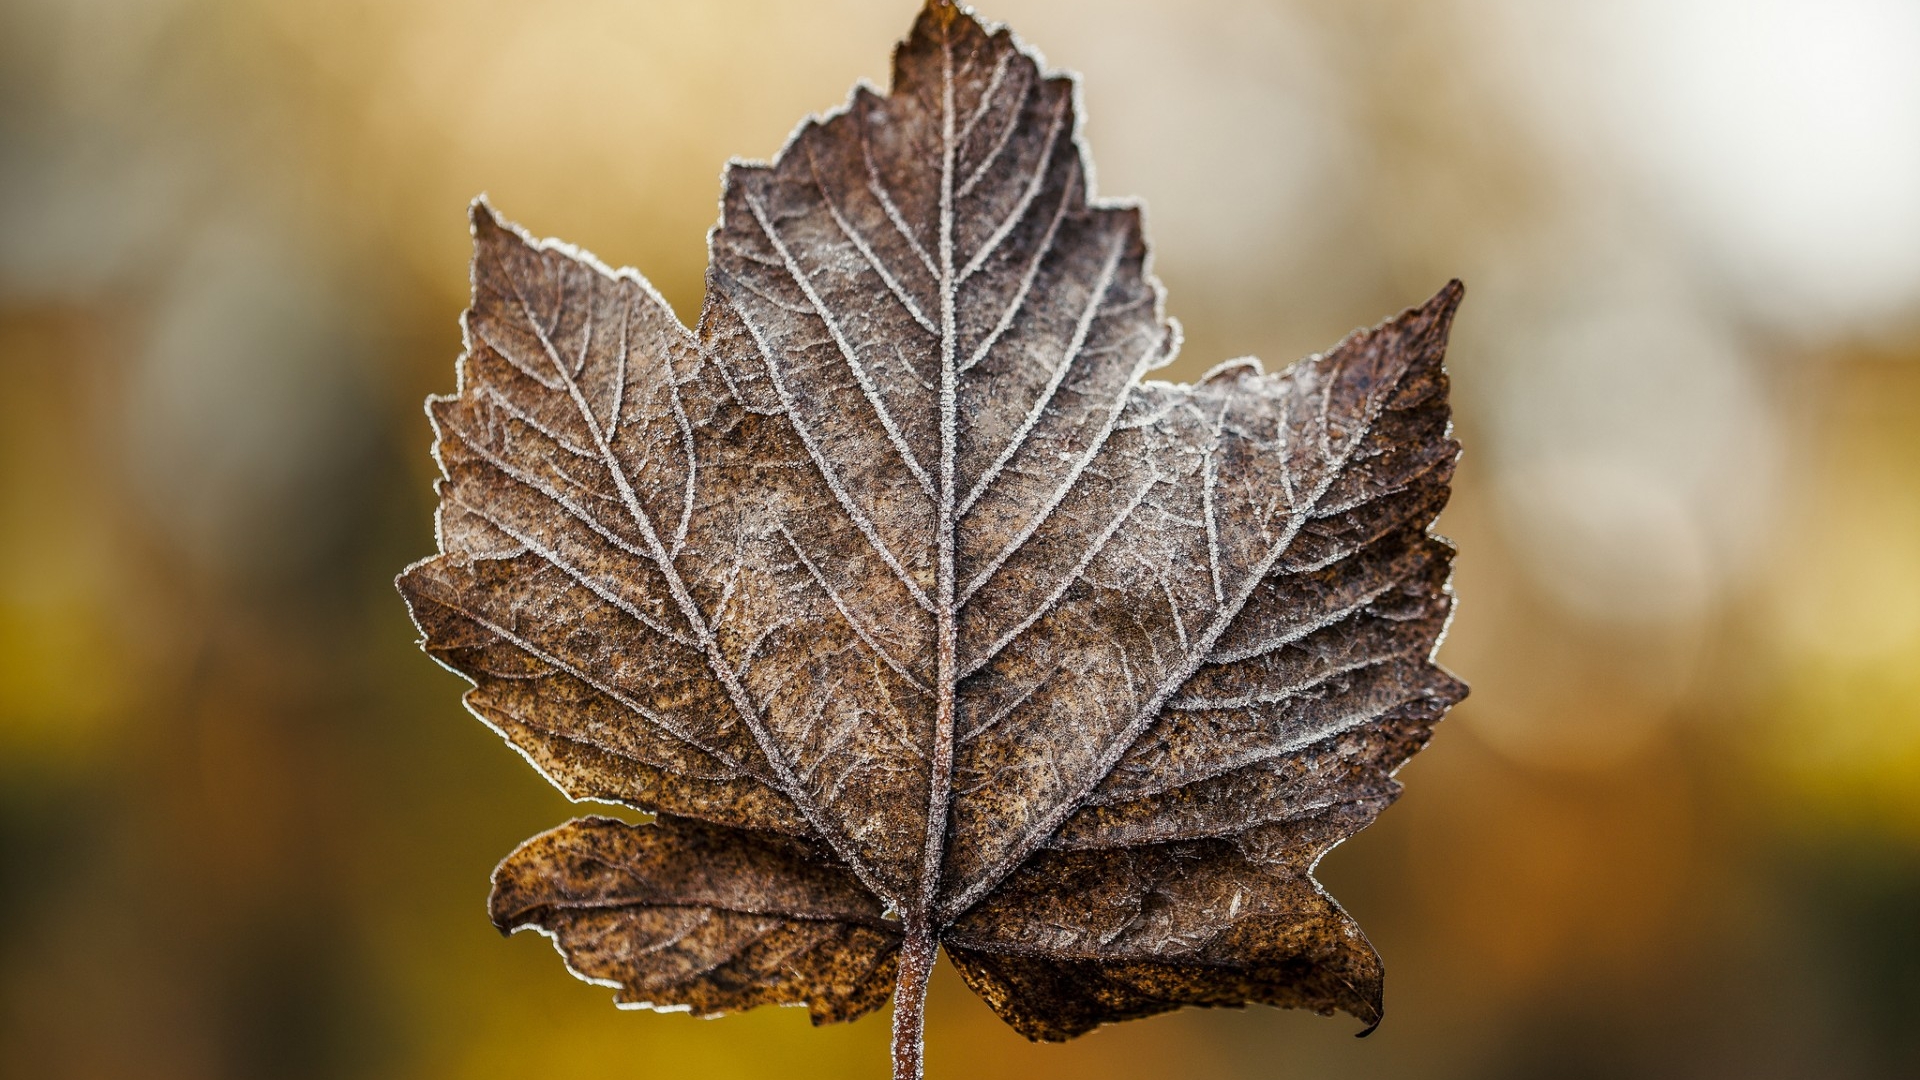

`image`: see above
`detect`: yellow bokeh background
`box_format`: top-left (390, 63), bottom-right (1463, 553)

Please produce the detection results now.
top-left (3, 1), bottom-right (1918, 1077)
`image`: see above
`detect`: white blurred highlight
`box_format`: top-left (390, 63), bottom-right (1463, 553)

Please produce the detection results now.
top-left (1498, 0), bottom-right (1920, 332)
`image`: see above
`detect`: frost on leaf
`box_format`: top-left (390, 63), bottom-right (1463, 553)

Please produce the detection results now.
top-left (397, 0), bottom-right (1466, 1060)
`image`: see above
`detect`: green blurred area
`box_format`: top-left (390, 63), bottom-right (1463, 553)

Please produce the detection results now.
top-left (3, 1), bottom-right (1918, 1077)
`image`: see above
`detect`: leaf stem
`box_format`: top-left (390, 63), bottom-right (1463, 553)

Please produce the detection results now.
top-left (891, 923), bottom-right (937, 1080)
top-left (899, 12), bottom-right (956, 1079)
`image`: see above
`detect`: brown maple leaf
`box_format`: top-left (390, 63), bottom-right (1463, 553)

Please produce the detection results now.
top-left (397, 3), bottom-right (1465, 1076)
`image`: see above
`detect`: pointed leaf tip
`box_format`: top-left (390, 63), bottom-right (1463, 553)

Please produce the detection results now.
top-left (467, 196), bottom-right (495, 231)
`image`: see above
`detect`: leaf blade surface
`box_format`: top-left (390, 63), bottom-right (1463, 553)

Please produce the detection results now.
top-left (397, 0), bottom-right (1468, 1054)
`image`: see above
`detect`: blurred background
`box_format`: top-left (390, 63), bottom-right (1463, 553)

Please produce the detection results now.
top-left (3, 0), bottom-right (1918, 1076)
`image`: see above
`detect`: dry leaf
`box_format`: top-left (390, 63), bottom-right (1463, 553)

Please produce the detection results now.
top-left (397, 2), bottom-right (1465, 1075)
